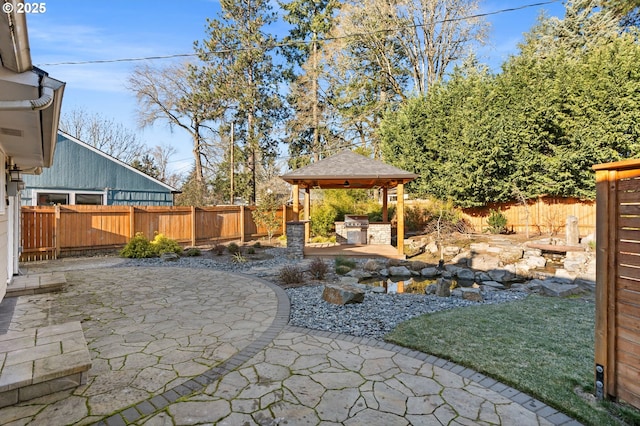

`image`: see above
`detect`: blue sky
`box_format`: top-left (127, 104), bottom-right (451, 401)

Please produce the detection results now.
top-left (25, 0), bottom-right (566, 177)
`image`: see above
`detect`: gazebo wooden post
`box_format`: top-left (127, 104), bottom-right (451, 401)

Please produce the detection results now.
top-left (396, 183), bottom-right (405, 256)
top-left (304, 188), bottom-right (310, 242)
top-left (292, 184), bottom-right (300, 221)
top-left (382, 187), bottom-right (388, 222)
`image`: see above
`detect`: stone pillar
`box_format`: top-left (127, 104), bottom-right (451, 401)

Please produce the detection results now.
top-left (286, 221), bottom-right (306, 259)
top-left (566, 215), bottom-right (579, 246)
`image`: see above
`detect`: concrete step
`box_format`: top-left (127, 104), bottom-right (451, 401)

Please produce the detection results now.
top-left (6, 272), bottom-right (66, 297)
top-left (0, 322), bottom-right (91, 408)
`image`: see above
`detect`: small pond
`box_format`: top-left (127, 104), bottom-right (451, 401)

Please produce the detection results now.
top-left (359, 276), bottom-right (478, 294)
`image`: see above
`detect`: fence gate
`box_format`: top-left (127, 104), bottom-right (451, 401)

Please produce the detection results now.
top-left (594, 159), bottom-right (640, 409)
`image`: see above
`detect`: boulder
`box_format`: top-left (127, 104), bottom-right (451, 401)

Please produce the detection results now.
top-left (526, 279), bottom-right (544, 292)
top-left (469, 254), bottom-right (501, 271)
top-left (451, 250), bottom-right (471, 265)
top-left (488, 269), bottom-right (516, 283)
top-left (435, 277), bottom-right (452, 297)
top-left (481, 280), bottom-right (505, 290)
top-left (443, 246), bottom-right (461, 257)
top-left (425, 283), bottom-right (437, 295)
top-left (554, 268), bottom-right (576, 282)
top-left (460, 288), bottom-right (483, 302)
top-left (476, 272), bottom-right (492, 282)
top-left (444, 264), bottom-right (462, 275)
top-left (456, 268), bottom-right (476, 281)
top-left (389, 266), bottom-right (412, 277)
top-left (540, 280), bottom-right (582, 297)
top-left (363, 259), bottom-right (381, 272)
top-left (346, 269), bottom-right (373, 280)
top-left (338, 276), bottom-right (359, 286)
top-left (499, 247), bottom-right (524, 264)
top-left (524, 255), bottom-right (547, 269)
top-left (426, 241), bottom-right (439, 254)
top-left (524, 249), bottom-right (543, 257)
top-left (574, 277), bottom-right (596, 292)
top-left (451, 288), bottom-right (463, 298)
top-left (421, 267), bottom-right (440, 278)
top-left (161, 252), bottom-right (180, 262)
top-left (322, 284), bottom-right (365, 305)
top-left (469, 242), bottom-right (490, 253)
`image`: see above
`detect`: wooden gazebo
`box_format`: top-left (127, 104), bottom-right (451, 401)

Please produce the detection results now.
top-left (280, 150), bottom-right (417, 256)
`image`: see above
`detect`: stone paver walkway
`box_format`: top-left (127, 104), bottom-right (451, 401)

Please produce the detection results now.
top-left (0, 260), bottom-right (581, 425)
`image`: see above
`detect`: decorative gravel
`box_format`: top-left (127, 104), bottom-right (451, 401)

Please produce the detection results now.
top-left (286, 285), bottom-right (529, 340)
top-left (117, 249), bottom-right (529, 340)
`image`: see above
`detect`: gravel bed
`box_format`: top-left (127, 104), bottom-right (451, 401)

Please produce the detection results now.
top-left (286, 285), bottom-right (528, 340)
top-left (117, 250), bottom-right (529, 340)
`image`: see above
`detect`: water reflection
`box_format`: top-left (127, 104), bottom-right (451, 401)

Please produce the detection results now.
top-left (360, 277), bottom-right (437, 294)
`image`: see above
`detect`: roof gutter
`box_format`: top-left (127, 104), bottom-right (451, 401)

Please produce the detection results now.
top-left (0, 74), bottom-right (55, 111)
top-left (3, 1), bottom-right (32, 73)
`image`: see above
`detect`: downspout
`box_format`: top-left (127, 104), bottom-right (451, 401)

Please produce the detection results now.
top-left (0, 78), bottom-right (55, 111)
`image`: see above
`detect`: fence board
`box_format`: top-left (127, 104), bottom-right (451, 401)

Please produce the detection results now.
top-left (461, 196), bottom-right (596, 236)
top-left (21, 205), bottom-right (292, 260)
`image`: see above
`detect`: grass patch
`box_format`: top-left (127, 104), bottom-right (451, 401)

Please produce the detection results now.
top-left (385, 295), bottom-right (625, 426)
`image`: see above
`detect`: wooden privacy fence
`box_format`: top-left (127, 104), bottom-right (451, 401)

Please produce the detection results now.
top-left (594, 159), bottom-right (640, 409)
top-left (21, 205), bottom-right (295, 261)
top-left (461, 196), bottom-right (596, 236)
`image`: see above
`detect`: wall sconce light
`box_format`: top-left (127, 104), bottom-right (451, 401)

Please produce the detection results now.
top-left (343, 180), bottom-right (350, 188)
top-left (10, 165), bottom-right (22, 182)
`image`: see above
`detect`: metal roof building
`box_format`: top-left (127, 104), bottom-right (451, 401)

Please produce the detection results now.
top-left (21, 131), bottom-right (179, 206)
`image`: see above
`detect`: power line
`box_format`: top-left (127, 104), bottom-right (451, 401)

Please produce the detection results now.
top-left (37, 1), bottom-right (559, 67)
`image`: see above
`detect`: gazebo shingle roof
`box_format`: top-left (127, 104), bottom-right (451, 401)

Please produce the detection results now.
top-left (280, 150), bottom-right (417, 189)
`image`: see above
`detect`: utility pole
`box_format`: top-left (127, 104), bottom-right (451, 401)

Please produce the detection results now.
top-left (230, 122), bottom-right (234, 205)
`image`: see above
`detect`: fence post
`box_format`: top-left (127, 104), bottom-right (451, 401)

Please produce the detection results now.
top-left (282, 204), bottom-right (287, 235)
top-left (54, 205), bottom-right (60, 259)
top-left (240, 205), bottom-right (245, 243)
top-left (191, 206), bottom-right (197, 247)
top-left (129, 206), bottom-right (135, 240)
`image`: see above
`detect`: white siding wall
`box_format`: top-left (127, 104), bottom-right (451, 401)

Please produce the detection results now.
top-left (0, 153), bottom-right (7, 301)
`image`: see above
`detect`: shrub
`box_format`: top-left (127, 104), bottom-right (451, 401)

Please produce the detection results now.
top-left (335, 265), bottom-right (352, 275)
top-left (232, 252), bottom-right (247, 263)
top-left (253, 241), bottom-right (262, 249)
top-left (184, 247), bottom-right (201, 257)
top-left (120, 233), bottom-right (155, 258)
top-left (308, 258), bottom-right (329, 280)
top-left (486, 209), bottom-right (507, 234)
top-left (227, 242), bottom-right (241, 254)
top-left (246, 247), bottom-right (256, 255)
top-left (213, 244), bottom-right (226, 255)
top-left (151, 233), bottom-right (182, 255)
top-left (278, 265), bottom-right (305, 284)
top-left (335, 255), bottom-right (356, 269)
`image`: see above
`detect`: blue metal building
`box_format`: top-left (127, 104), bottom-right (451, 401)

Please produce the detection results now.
top-left (21, 131), bottom-right (179, 206)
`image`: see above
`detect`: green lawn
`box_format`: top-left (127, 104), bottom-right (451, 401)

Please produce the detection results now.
top-left (385, 295), bottom-right (638, 426)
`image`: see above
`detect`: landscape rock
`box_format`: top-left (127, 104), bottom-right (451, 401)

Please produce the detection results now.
top-left (425, 283), bottom-right (437, 295)
top-left (363, 259), bottom-right (381, 272)
top-left (460, 287), bottom-right (483, 302)
top-left (420, 267), bottom-right (440, 278)
top-left (574, 277), bottom-right (596, 292)
top-left (161, 253), bottom-right (180, 262)
top-left (388, 266), bottom-right (412, 277)
top-left (524, 249), bottom-right (543, 257)
top-left (469, 254), bottom-right (501, 271)
top-left (498, 247), bottom-right (524, 264)
top-left (524, 255), bottom-right (546, 269)
top-left (526, 279), bottom-right (544, 292)
top-left (426, 241), bottom-right (439, 254)
top-left (540, 280), bottom-right (582, 297)
top-left (339, 276), bottom-right (359, 286)
top-left (435, 277), bottom-right (452, 297)
top-left (451, 288), bottom-right (463, 298)
top-left (322, 284), bottom-right (365, 305)
top-left (554, 268), bottom-right (576, 282)
top-left (443, 246), bottom-right (461, 257)
top-left (346, 269), bottom-right (373, 280)
top-left (456, 268), bottom-right (476, 281)
top-left (379, 268), bottom-right (389, 277)
top-left (488, 269), bottom-right (517, 283)
top-left (451, 250), bottom-right (471, 265)
top-left (469, 242), bottom-right (490, 253)
top-left (481, 281), bottom-right (505, 290)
